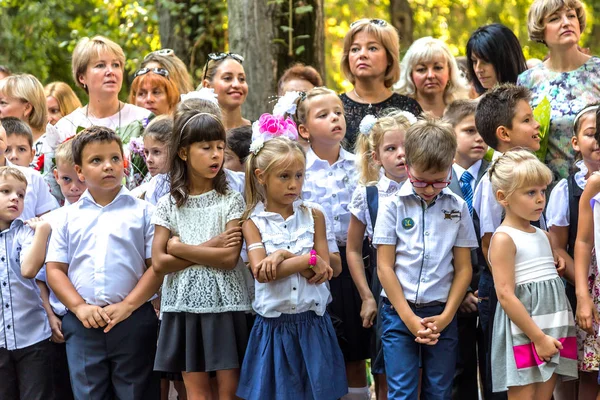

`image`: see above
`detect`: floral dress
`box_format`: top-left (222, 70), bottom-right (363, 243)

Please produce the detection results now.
top-left (517, 57), bottom-right (600, 182)
top-left (577, 249), bottom-right (600, 371)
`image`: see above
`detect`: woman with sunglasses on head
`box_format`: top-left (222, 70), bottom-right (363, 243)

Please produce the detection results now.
top-left (340, 18), bottom-right (422, 151)
top-left (201, 53), bottom-right (251, 130)
top-left (130, 68), bottom-right (180, 116)
top-left (141, 49), bottom-right (194, 95)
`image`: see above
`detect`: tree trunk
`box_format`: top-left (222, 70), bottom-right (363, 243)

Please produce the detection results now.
top-left (156, 0), bottom-right (191, 66)
top-left (228, 0), bottom-right (278, 121)
top-left (275, 0), bottom-right (325, 83)
top-left (389, 0), bottom-right (413, 51)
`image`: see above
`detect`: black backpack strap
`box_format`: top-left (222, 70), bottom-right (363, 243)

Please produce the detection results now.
top-left (567, 174), bottom-right (583, 257)
top-left (366, 185), bottom-right (379, 230)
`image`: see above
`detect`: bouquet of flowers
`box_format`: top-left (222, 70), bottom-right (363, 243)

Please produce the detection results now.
top-left (126, 137), bottom-right (148, 188)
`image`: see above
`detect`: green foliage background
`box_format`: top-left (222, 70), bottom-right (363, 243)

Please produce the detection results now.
top-left (0, 0), bottom-right (596, 97)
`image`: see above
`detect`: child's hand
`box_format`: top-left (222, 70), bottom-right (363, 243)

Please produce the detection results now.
top-left (533, 334), bottom-right (562, 362)
top-left (255, 250), bottom-right (286, 281)
top-left (360, 297), bottom-right (377, 328)
top-left (73, 304), bottom-right (111, 329)
top-left (25, 217), bottom-right (51, 233)
top-left (421, 314), bottom-right (452, 334)
top-left (102, 302), bottom-right (135, 333)
top-left (299, 268), bottom-right (315, 279)
top-left (166, 236), bottom-right (181, 255)
top-left (48, 313), bottom-right (65, 343)
top-left (405, 314), bottom-right (439, 345)
top-left (459, 292), bottom-right (478, 314)
top-left (554, 253), bottom-right (566, 277)
top-left (308, 256), bottom-right (333, 285)
top-left (206, 227), bottom-right (243, 248)
top-left (576, 295), bottom-right (600, 335)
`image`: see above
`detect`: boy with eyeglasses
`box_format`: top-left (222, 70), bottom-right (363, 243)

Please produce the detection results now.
top-left (373, 117), bottom-right (478, 398)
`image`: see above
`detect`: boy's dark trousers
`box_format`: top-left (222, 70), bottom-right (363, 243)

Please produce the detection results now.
top-left (0, 338), bottom-right (55, 400)
top-left (452, 309), bottom-right (482, 400)
top-left (62, 302), bottom-right (160, 400)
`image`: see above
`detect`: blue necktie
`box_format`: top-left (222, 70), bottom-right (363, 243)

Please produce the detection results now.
top-left (460, 171), bottom-right (474, 215)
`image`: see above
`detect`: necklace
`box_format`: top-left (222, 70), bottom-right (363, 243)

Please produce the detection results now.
top-left (353, 88), bottom-right (392, 109)
top-left (85, 101), bottom-right (122, 133)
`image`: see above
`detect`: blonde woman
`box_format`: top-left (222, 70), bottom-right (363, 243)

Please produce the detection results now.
top-left (45, 81), bottom-right (82, 125)
top-left (0, 74), bottom-right (50, 171)
top-left (518, 0), bottom-right (600, 182)
top-left (340, 18), bottom-right (422, 151)
top-left (397, 37), bottom-right (469, 118)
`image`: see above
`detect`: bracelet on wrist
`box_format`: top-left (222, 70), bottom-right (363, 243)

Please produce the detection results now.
top-left (309, 249), bottom-right (317, 269)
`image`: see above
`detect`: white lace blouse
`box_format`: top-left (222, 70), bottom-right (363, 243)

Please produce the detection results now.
top-left (152, 190), bottom-right (253, 314)
top-left (348, 175), bottom-right (403, 239)
top-left (250, 200), bottom-right (331, 318)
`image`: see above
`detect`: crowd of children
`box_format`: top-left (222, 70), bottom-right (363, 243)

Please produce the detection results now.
top-left (1, 80), bottom-right (600, 400)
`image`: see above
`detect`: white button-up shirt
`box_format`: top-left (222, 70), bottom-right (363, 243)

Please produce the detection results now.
top-left (373, 181), bottom-right (478, 304)
top-left (250, 201), bottom-right (331, 317)
top-left (302, 147), bottom-right (358, 246)
top-left (4, 160), bottom-right (59, 220)
top-left (0, 219), bottom-right (51, 350)
top-left (349, 174), bottom-right (403, 239)
top-left (452, 160), bottom-right (482, 193)
top-left (46, 187), bottom-right (154, 307)
top-left (546, 160), bottom-right (588, 228)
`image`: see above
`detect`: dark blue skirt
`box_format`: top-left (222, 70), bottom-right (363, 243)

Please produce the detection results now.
top-left (236, 311), bottom-right (348, 400)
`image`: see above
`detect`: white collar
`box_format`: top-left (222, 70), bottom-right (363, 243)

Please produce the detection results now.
top-left (305, 146), bottom-right (355, 169)
top-left (79, 185), bottom-right (131, 207)
top-left (452, 159), bottom-right (482, 181)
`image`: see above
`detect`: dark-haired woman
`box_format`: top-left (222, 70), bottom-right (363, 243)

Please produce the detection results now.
top-left (466, 23), bottom-right (527, 96)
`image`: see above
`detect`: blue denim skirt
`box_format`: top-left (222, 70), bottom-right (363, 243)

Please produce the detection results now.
top-left (236, 311), bottom-right (348, 400)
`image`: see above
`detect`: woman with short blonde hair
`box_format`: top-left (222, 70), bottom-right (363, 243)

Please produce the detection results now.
top-left (397, 37), bottom-right (469, 118)
top-left (518, 0), bottom-right (600, 182)
top-left (0, 74), bottom-right (50, 171)
top-left (340, 19), bottom-right (422, 151)
top-left (52, 35), bottom-right (152, 188)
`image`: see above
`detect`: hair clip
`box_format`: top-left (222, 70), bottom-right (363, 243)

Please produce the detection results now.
top-left (359, 114), bottom-right (377, 136)
top-left (398, 111), bottom-right (418, 125)
top-left (273, 91), bottom-right (302, 117)
top-left (180, 88), bottom-right (219, 105)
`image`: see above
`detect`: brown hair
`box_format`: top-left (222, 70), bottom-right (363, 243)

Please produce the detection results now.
top-left (278, 63), bottom-right (323, 95)
top-left (170, 108), bottom-right (228, 207)
top-left (475, 83), bottom-right (531, 149)
top-left (527, 0), bottom-right (586, 44)
top-left (341, 19), bottom-right (400, 88)
top-left (0, 166), bottom-right (27, 186)
top-left (405, 116), bottom-right (456, 172)
top-left (141, 52), bottom-right (194, 94)
top-left (1, 117), bottom-right (33, 147)
top-left (71, 126), bottom-right (124, 166)
top-left (443, 99), bottom-right (478, 128)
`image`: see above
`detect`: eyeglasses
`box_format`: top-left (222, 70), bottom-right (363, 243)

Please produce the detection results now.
top-left (202, 52), bottom-right (245, 81)
top-left (134, 68), bottom-right (170, 79)
top-left (405, 167), bottom-right (452, 189)
top-left (350, 19), bottom-right (388, 28)
top-left (143, 49), bottom-right (174, 61)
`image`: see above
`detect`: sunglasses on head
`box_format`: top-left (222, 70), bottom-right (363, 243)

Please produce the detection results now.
top-left (143, 49), bottom-right (174, 61)
top-left (350, 19), bottom-right (388, 28)
top-left (202, 52), bottom-right (245, 81)
top-left (134, 68), bottom-right (170, 79)
top-left (405, 167), bottom-right (452, 189)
